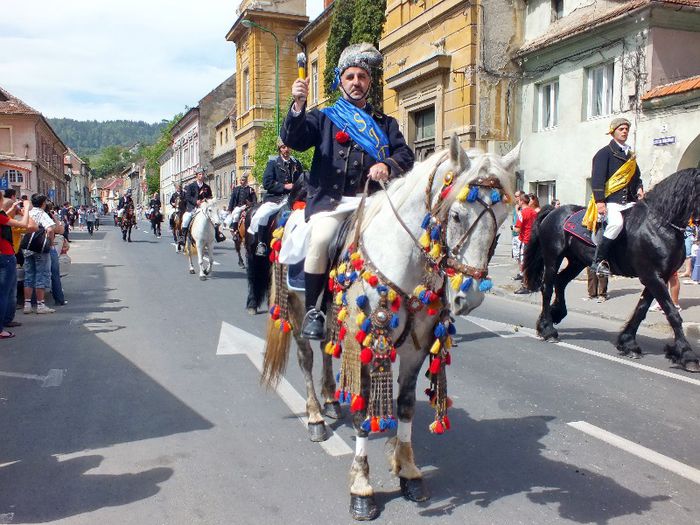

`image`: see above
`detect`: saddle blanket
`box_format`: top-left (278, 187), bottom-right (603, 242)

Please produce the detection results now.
top-left (278, 196), bottom-right (363, 266)
top-left (563, 209), bottom-right (598, 246)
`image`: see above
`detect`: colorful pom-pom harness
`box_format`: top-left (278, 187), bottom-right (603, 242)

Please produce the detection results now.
top-left (322, 165), bottom-right (507, 435)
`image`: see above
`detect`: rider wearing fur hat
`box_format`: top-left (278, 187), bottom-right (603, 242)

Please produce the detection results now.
top-left (587, 117), bottom-right (644, 275)
top-left (282, 42), bottom-right (414, 339)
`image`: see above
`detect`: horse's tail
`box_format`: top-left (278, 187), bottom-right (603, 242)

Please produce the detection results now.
top-left (261, 263), bottom-right (292, 388)
top-left (522, 205), bottom-right (554, 291)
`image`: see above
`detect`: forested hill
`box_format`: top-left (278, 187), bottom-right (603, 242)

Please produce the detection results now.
top-left (48, 118), bottom-right (166, 157)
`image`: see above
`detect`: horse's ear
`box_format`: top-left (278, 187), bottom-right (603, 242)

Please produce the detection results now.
top-left (449, 134), bottom-right (470, 172)
top-left (502, 141), bottom-right (522, 172)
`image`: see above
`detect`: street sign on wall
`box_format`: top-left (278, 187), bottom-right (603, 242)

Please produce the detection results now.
top-left (48, 188), bottom-right (56, 201)
top-left (0, 175), bottom-right (8, 190)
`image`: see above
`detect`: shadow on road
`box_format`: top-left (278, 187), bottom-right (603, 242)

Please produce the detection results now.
top-left (0, 263), bottom-right (213, 522)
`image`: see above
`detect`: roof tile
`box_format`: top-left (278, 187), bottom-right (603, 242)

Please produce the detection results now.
top-left (642, 74), bottom-right (700, 100)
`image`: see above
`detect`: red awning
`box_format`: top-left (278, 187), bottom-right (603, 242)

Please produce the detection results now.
top-left (0, 161), bottom-right (31, 173)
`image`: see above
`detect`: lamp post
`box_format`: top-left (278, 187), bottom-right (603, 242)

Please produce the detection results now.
top-left (241, 19), bottom-right (280, 134)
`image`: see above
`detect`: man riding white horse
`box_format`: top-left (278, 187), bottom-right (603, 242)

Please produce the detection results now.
top-left (181, 169), bottom-right (225, 243)
top-left (281, 42), bottom-right (414, 339)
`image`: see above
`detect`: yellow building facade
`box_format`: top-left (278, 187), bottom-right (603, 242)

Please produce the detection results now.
top-left (297, 3), bottom-right (333, 110)
top-left (226, 0), bottom-right (309, 174)
top-left (381, 0), bottom-right (522, 159)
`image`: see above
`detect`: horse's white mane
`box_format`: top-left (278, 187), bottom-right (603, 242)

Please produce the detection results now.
top-left (363, 147), bottom-right (514, 227)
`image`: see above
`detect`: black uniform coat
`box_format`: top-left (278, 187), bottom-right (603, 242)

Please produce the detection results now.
top-left (170, 190), bottom-right (186, 212)
top-left (184, 181), bottom-right (213, 212)
top-left (227, 185), bottom-right (257, 211)
top-left (280, 102), bottom-right (414, 219)
top-left (262, 155), bottom-right (303, 203)
top-left (149, 198), bottom-right (161, 209)
top-left (592, 140), bottom-right (643, 205)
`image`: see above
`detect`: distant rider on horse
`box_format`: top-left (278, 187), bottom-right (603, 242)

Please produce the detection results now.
top-left (252, 139), bottom-right (304, 256)
top-left (282, 42), bottom-right (414, 339)
top-left (169, 183), bottom-right (186, 221)
top-left (182, 169), bottom-right (225, 242)
top-left (227, 172), bottom-right (257, 232)
top-left (585, 117), bottom-right (644, 276)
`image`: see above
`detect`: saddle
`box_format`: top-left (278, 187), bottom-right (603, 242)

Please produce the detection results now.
top-left (563, 207), bottom-right (631, 247)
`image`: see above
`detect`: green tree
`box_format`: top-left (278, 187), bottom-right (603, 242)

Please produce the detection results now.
top-left (141, 114), bottom-right (183, 195)
top-left (91, 145), bottom-right (129, 179)
top-left (323, 0), bottom-right (355, 104)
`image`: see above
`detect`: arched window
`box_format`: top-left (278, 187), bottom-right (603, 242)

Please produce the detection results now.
top-left (3, 169), bottom-right (23, 183)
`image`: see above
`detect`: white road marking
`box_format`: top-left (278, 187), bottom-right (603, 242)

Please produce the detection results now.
top-left (465, 316), bottom-right (700, 387)
top-left (0, 369), bottom-right (64, 387)
top-left (213, 261), bottom-right (221, 266)
top-left (569, 421), bottom-right (700, 485)
top-left (216, 321), bottom-right (353, 457)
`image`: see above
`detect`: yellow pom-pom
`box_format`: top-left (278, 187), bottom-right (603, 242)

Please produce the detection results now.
top-left (429, 244), bottom-right (442, 259)
top-left (338, 263), bottom-right (347, 274)
top-left (363, 334), bottom-right (373, 346)
top-left (274, 319), bottom-right (282, 329)
top-left (272, 227), bottom-right (285, 239)
top-left (362, 271), bottom-right (371, 281)
top-left (445, 336), bottom-right (452, 349)
top-left (338, 308), bottom-right (348, 322)
top-left (387, 289), bottom-right (397, 302)
top-left (419, 230), bottom-right (430, 248)
top-left (450, 274), bottom-right (464, 291)
top-left (335, 292), bottom-right (344, 305)
top-left (457, 186), bottom-right (469, 202)
top-left (325, 341), bottom-right (334, 355)
top-left (350, 251), bottom-right (361, 260)
top-left (356, 312), bottom-right (366, 326)
top-left (430, 339), bottom-right (441, 355)
top-left (413, 285), bottom-right (426, 296)
top-left (329, 269), bottom-right (337, 279)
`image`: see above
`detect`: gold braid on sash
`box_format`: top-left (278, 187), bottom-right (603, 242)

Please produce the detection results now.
top-left (582, 156), bottom-right (637, 232)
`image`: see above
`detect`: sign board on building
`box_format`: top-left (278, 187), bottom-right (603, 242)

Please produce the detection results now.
top-left (653, 136), bottom-right (676, 146)
top-left (48, 188), bottom-right (56, 201)
top-left (0, 175), bottom-right (8, 190)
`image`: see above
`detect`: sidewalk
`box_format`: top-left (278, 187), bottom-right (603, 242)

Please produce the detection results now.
top-left (487, 224), bottom-right (700, 333)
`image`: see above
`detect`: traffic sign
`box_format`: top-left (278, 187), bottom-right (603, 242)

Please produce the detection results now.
top-left (0, 175), bottom-right (8, 190)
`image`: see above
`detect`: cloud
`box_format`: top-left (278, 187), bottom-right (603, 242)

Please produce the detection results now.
top-left (1, 0), bottom-right (324, 122)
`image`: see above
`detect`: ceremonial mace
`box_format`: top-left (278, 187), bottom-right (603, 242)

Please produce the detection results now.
top-left (297, 52), bottom-right (307, 80)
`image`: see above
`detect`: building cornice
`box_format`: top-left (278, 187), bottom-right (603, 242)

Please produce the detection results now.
top-left (226, 7), bottom-right (309, 42)
top-left (385, 54), bottom-right (452, 91)
top-left (380, 0), bottom-right (466, 52)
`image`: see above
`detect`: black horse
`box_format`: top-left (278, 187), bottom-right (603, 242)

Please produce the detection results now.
top-left (149, 205), bottom-right (163, 238)
top-left (523, 168), bottom-right (700, 373)
top-left (244, 176), bottom-right (308, 315)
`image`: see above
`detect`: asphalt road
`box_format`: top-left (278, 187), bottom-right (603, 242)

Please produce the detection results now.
top-left (1, 220), bottom-right (698, 525)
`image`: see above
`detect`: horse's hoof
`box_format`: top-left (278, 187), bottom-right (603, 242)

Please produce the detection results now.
top-left (547, 337), bottom-right (560, 344)
top-left (400, 477), bottom-right (430, 502)
top-left (246, 308), bottom-right (256, 316)
top-left (189, 269), bottom-right (195, 274)
top-left (322, 401), bottom-right (342, 420)
top-left (308, 421), bottom-right (328, 442)
top-left (684, 361), bottom-right (700, 373)
top-left (350, 494), bottom-right (379, 521)
top-left (199, 276), bottom-right (206, 281)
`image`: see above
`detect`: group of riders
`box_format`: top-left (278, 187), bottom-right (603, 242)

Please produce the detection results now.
top-left (116, 42), bottom-right (641, 341)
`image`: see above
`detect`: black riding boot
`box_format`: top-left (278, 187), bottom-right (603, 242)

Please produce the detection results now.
top-left (255, 225), bottom-right (268, 256)
top-left (215, 224), bottom-right (226, 242)
top-left (301, 273), bottom-right (327, 340)
top-left (592, 237), bottom-right (613, 276)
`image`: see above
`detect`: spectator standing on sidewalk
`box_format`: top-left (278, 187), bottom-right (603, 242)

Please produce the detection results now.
top-left (86, 207), bottom-right (96, 236)
top-left (511, 191), bottom-right (523, 280)
top-left (514, 193), bottom-right (538, 294)
top-left (585, 267), bottom-right (608, 302)
top-left (23, 194), bottom-right (57, 315)
top-left (679, 223), bottom-right (696, 277)
top-left (0, 191), bottom-right (33, 339)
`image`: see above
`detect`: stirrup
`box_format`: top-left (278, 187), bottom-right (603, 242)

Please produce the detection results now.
top-left (301, 308), bottom-right (326, 340)
top-left (255, 242), bottom-right (267, 256)
top-left (592, 260), bottom-right (611, 277)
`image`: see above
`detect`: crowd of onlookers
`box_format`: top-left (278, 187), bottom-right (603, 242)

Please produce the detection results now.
top-left (510, 190), bottom-right (544, 295)
top-left (0, 190), bottom-right (74, 340)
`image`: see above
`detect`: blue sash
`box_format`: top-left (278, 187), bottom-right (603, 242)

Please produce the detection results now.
top-left (321, 98), bottom-right (390, 162)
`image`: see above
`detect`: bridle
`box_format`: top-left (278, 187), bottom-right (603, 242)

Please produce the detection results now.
top-left (372, 158), bottom-right (505, 285)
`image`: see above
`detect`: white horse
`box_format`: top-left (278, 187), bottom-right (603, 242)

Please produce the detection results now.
top-left (185, 199), bottom-right (221, 280)
top-left (261, 136), bottom-right (520, 520)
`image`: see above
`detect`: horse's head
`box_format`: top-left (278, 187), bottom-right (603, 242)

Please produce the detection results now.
top-left (439, 135), bottom-right (520, 315)
top-left (199, 199), bottom-right (221, 226)
top-left (289, 172), bottom-right (309, 204)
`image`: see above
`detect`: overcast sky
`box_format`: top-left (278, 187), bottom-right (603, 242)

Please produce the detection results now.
top-left (1, 0), bottom-right (324, 123)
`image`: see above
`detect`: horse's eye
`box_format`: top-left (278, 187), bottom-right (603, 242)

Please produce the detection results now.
top-left (451, 212), bottom-right (461, 224)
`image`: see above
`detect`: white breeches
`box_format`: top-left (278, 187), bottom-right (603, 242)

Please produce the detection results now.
top-left (248, 200), bottom-right (286, 234)
top-left (603, 202), bottom-right (635, 240)
top-left (230, 205), bottom-right (246, 225)
top-left (304, 214), bottom-right (345, 274)
top-left (183, 210), bottom-right (195, 229)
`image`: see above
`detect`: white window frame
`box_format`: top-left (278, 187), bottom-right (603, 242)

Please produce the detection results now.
top-left (4, 169), bottom-right (24, 184)
top-left (537, 80), bottom-right (559, 131)
top-left (243, 68), bottom-right (250, 111)
top-left (587, 62), bottom-right (614, 119)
